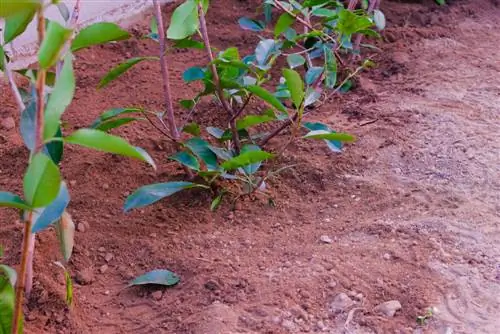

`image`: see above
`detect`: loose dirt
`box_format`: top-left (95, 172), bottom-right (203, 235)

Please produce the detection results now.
top-left (0, 0), bottom-right (498, 333)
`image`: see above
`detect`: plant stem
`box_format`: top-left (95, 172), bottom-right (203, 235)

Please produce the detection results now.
top-left (197, 3), bottom-right (241, 154)
top-left (153, 0), bottom-right (193, 178)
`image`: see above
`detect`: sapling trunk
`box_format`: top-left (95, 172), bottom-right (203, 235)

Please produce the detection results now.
top-left (197, 3), bottom-right (241, 154)
top-left (152, 0), bottom-right (193, 178)
top-left (12, 10), bottom-right (47, 333)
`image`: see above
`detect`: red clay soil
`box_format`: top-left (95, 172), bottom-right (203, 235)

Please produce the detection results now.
top-left (1, 0), bottom-right (499, 333)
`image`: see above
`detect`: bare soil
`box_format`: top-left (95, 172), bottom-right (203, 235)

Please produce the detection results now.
top-left (1, 0), bottom-right (499, 333)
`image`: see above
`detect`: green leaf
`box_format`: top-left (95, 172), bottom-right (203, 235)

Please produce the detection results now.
top-left (286, 54), bottom-right (305, 69)
top-left (255, 39), bottom-right (278, 66)
top-left (184, 137), bottom-right (218, 171)
top-left (303, 122), bottom-right (345, 152)
top-left (23, 153), bottom-right (62, 208)
top-left (283, 68), bottom-right (304, 108)
top-left (304, 88), bottom-right (321, 107)
top-left (210, 192), bottom-right (225, 211)
top-left (274, 13), bottom-right (295, 37)
top-left (65, 129), bottom-right (156, 169)
top-left (43, 127), bottom-right (63, 164)
top-left (167, 0), bottom-right (199, 40)
top-left (182, 66), bottom-right (205, 82)
top-left (206, 126), bottom-right (225, 139)
top-left (337, 8), bottom-right (373, 36)
top-left (93, 117), bottom-right (140, 132)
top-left (324, 47), bottom-right (337, 89)
top-left (169, 151), bottom-right (200, 171)
top-left (0, 45), bottom-right (5, 71)
top-left (0, 0), bottom-right (40, 18)
top-left (128, 269), bottom-right (180, 287)
top-left (3, 7), bottom-right (36, 43)
top-left (31, 182), bottom-right (70, 233)
top-left (305, 66), bottom-right (323, 85)
top-left (38, 20), bottom-right (73, 69)
top-left (55, 211), bottom-right (74, 262)
top-left (179, 99), bottom-right (196, 110)
top-left (246, 85), bottom-right (286, 112)
top-left (221, 150), bottom-right (273, 171)
top-left (181, 122), bottom-right (200, 136)
top-left (0, 191), bottom-right (31, 210)
top-left (91, 107), bottom-right (142, 128)
top-left (236, 114), bottom-right (275, 130)
top-left (239, 144), bottom-right (264, 175)
top-left (435, 0), bottom-right (446, 5)
top-left (20, 97), bottom-right (37, 151)
top-left (71, 22), bottom-right (130, 52)
top-left (44, 53), bottom-right (75, 139)
top-left (98, 57), bottom-right (157, 88)
top-left (238, 17), bottom-right (265, 32)
top-left (54, 262), bottom-right (72, 306)
top-left (124, 182), bottom-right (208, 212)
top-left (373, 9), bottom-right (386, 30)
top-left (303, 130), bottom-right (355, 142)
top-left (0, 276), bottom-right (15, 334)
top-left (0, 265), bottom-right (17, 286)
top-left (173, 38), bottom-right (205, 49)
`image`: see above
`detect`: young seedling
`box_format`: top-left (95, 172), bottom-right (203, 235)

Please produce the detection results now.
top-left (0, 1), bottom-right (155, 332)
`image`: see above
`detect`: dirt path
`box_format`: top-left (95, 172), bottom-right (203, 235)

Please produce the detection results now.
top-left (1, 1), bottom-right (499, 333)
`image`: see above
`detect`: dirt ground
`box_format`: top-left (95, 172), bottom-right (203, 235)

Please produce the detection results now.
top-left (1, 0), bottom-right (499, 333)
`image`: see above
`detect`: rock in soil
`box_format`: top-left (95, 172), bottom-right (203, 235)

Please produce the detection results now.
top-left (104, 252), bottom-right (114, 262)
top-left (319, 235), bottom-right (333, 244)
top-left (1, 117), bottom-right (15, 130)
top-left (99, 264), bottom-right (109, 274)
top-left (75, 268), bottom-right (94, 285)
top-left (281, 319), bottom-right (296, 331)
top-left (151, 290), bottom-right (163, 300)
top-left (329, 293), bottom-right (355, 314)
top-left (77, 223), bottom-right (86, 232)
top-left (374, 300), bottom-right (402, 317)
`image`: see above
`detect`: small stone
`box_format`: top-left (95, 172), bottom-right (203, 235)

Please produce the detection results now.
top-left (98, 247), bottom-right (106, 253)
top-left (151, 290), bottom-right (163, 300)
top-left (374, 300), bottom-right (402, 317)
top-left (75, 268), bottom-right (94, 285)
top-left (281, 319), bottom-right (296, 331)
top-left (103, 290), bottom-right (110, 295)
top-left (124, 271), bottom-right (135, 280)
top-left (102, 183), bottom-right (110, 190)
top-left (26, 313), bottom-right (37, 321)
top-left (442, 327), bottom-right (454, 334)
top-left (99, 264), bottom-right (109, 274)
top-left (327, 280), bottom-right (337, 289)
top-left (77, 223), bottom-right (86, 233)
top-left (329, 293), bottom-right (354, 314)
top-left (290, 305), bottom-right (308, 320)
top-left (355, 293), bottom-right (364, 301)
top-left (383, 253), bottom-right (392, 260)
top-left (1, 117), bottom-right (15, 130)
top-left (320, 235), bottom-right (333, 244)
top-left (104, 253), bottom-right (114, 263)
top-left (69, 180), bottom-right (77, 187)
top-left (149, 232), bottom-right (157, 238)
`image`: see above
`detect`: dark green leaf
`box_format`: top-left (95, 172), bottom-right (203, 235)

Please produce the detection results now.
top-left (128, 269), bottom-right (180, 287)
top-left (305, 66), bottom-right (323, 85)
top-left (32, 182), bottom-right (70, 233)
top-left (236, 114), bottom-right (275, 130)
top-left (221, 150), bottom-right (273, 171)
top-left (0, 45), bottom-right (5, 71)
top-left (98, 57), bottom-right (157, 88)
top-left (286, 54), bottom-right (305, 69)
top-left (246, 85), bottom-right (286, 112)
top-left (23, 153), bottom-right (62, 208)
top-left (94, 117), bottom-right (140, 132)
top-left (65, 129), bottom-right (156, 169)
top-left (91, 107), bottom-right (142, 127)
top-left (3, 7), bottom-right (36, 43)
top-left (210, 192), bottom-right (225, 211)
top-left (238, 17), bottom-right (265, 32)
top-left (44, 53), bottom-right (75, 139)
top-left (283, 68), bottom-right (304, 108)
top-left (208, 146), bottom-right (233, 161)
top-left (182, 66), bottom-right (205, 82)
top-left (339, 79), bottom-right (353, 93)
top-left (0, 191), bottom-right (31, 210)
top-left (124, 182), bottom-right (208, 212)
top-left (240, 144), bottom-right (264, 175)
top-left (324, 47), bottom-right (337, 89)
top-left (172, 38), bottom-right (205, 49)
top-left (0, 276), bottom-right (15, 334)
top-left (167, 0), bottom-right (199, 40)
top-left (179, 99), bottom-right (196, 110)
top-left (184, 137), bottom-right (218, 171)
top-left (169, 151), bottom-right (200, 171)
top-left (38, 20), bottom-right (73, 69)
top-left (303, 122), bottom-right (345, 152)
top-left (274, 13), bottom-right (295, 37)
top-left (43, 126), bottom-right (64, 164)
top-left (181, 123), bottom-right (200, 136)
top-left (71, 22), bottom-right (130, 52)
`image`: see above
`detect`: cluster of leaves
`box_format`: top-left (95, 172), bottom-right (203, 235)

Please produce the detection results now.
top-left (93, 0), bottom-right (366, 211)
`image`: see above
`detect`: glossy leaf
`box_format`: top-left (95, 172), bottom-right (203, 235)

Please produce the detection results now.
top-left (240, 144), bottom-right (264, 175)
top-left (0, 191), bottom-right (31, 210)
top-left (91, 107), bottom-right (142, 128)
top-left (169, 151), bottom-right (200, 171)
top-left (182, 66), bottom-right (205, 82)
top-left (236, 114), bottom-right (275, 130)
top-left (0, 0), bottom-right (40, 18)
top-left (238, 17), bottom-right (265, 31)
top-left (124, 182), bottom-right (209, 212)
top-left (286, 54), bottom-right (305, 69)
top-left (221, 150), bottom-right (273, 171)
top-left (181, 123), bottom-right (200, 136)
top-left (283, 68), bottom-right (304, 108)
top-left (184, 137), bottom-right (218, 171)
top-left (303, 130), bottom-right (355, 142)
top-left (44, 53), bottom-right (75, 139)
top-left (65, 129), bottom-right (156, 169)
top-left (303, 122), bottom-right (344, 152)
top-left (305, 66), bottom-right (323, 85)
top-left (274, 13), bottom-right (295, 37)
top-left (128, 269), bottom-right (180, 287)
top-left (55, 211), bottom-right (75, 262)
top-left (255, 39), bottom-right (277, 66)
top-left (324, 47), bottom-right (337, 89)
top-left (210, 192), bottom-right (224, 211)
top-left (98, 57), bottom-right (157, 88)
top-left (71, 22), bottom-right (130, 52)
top-left (93, 117), bottom-right (140, 132)
top-left (246, 85), bottom-right (286, 112)
top-left (0, 276), bottom-right (15, 334)
top-left (23, 153), bottom-right (61, 208)
top-left (38, 20), bottom-right (73, 69)
top-left (167, 0), bottom-right (199, 40)
top-left (173, 38), bottom-right (205, 49)
top-left (44, 127), bottom-right (64, 164)
top-left (3, 7), bottom-right (36, 44)
top-left (337, 9), bottom-right (373, 36)
top-left (32, 182), bottom-right (70, 233)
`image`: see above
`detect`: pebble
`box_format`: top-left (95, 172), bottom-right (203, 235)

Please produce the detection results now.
top-left (374, 300), bottom-right (402, 317)
top-left (69, 180), bottom-right (77, 187)
top-left (26, 313), bottom-right (37, 321)
top-left (75, 268), bottom-right (94, 285)
top-left (102, 183), bottom-right (110, 190)
top-left (327, 281), bottom-right (337, 289)
top-left (316, 320), bottom-right (327, 331)
top-left (281, 319), bottom-right (296, 331)
top-left (320, 235), bottom-right (333, 244)
top-left (77, 223), bottom-right (86, 233)
top-left (383, 253), bottom-right (392, 260)
top-left (98, 247), bottom-right (106, 253)
top-left (99, 264), bottom-right (109, 274)
top-left (1, 117), bottom-right (15, 130)
top-left (104, 253), bottom-right (114, 263)
top-left (329, 293), bottom-right (354, 314)
top-left (151, 290), bottom-right (163, 300)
